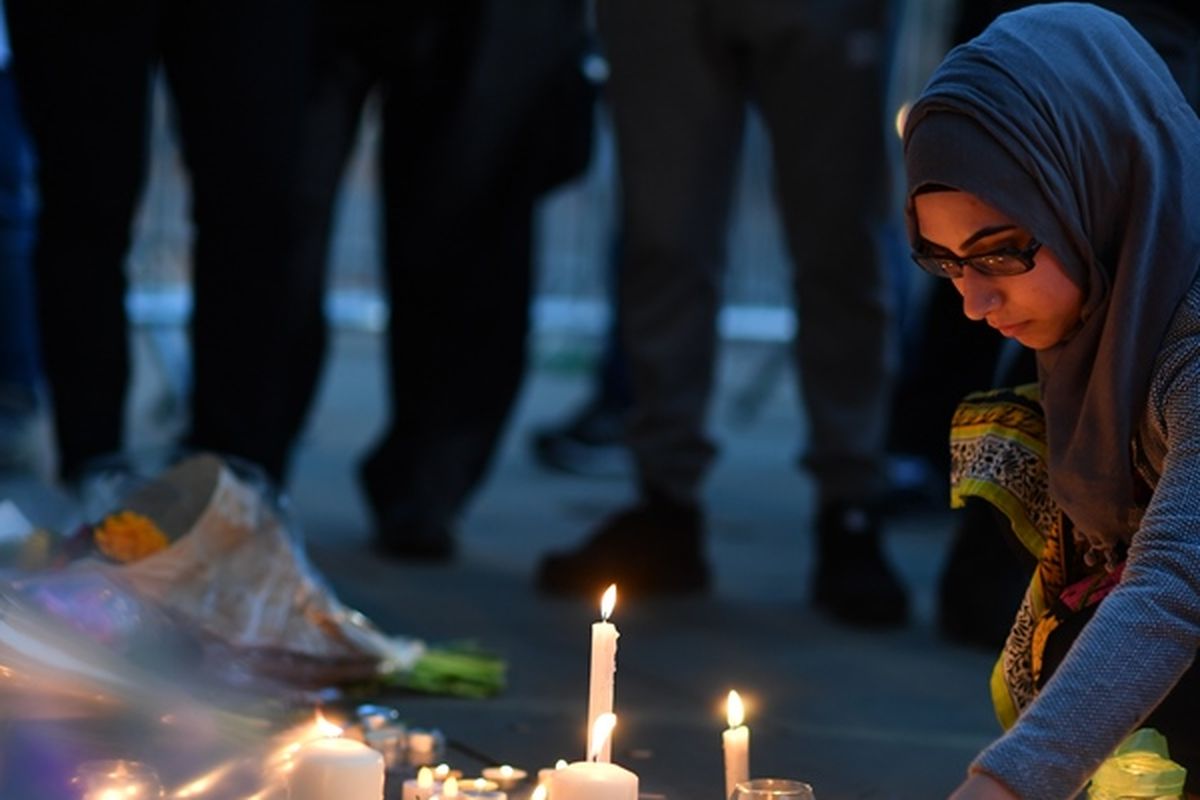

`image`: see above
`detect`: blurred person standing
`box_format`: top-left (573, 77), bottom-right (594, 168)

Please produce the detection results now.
top-left (5, 0), bottom-right (314, 484)
top-left (536, 0), bottom-right (905, 627)
top-left (0, 0), bottom-right (40, 476)
top-left (284, 1), bottom-right (595, 559)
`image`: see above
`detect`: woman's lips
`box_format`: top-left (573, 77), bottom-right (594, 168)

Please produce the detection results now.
top-left (993, 321), bottom-right (1027, 337)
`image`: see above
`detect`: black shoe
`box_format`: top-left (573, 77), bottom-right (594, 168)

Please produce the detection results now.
top-left (371, 518), bottom-right (457, 561)
top-left (812, 503), bottom-right (909, 628)
top-left (535, 498), bottom-right (710, 598)
top-left (530, 401), bottom-right (631, 479)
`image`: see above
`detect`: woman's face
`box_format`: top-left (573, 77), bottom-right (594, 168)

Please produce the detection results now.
top-left (913, 190), bottom-right (1084, 350)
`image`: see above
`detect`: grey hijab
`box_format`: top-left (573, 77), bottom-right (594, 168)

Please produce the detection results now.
top-left (904, 3), bottom-right (1200, 543)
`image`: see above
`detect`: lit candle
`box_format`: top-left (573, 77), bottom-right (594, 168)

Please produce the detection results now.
top-left (433, 763), bottom-right (462, 782)
top-left (72, 760), bottom-right (162, 800)
top-left (537, 759), bottom-right (569, 798)
top-left (481, 765), bottom-right (526, 790)
top-left (288, 737), bottom-right (385, 800)
top-left (442, 775), bottom-right (460, 797)
top-left (551, 714), bottom-right (638, 800)
top-left (588, 584), bottom-right (619, 763)
top-left (464, 777), bottom-right (499, 792)
top-left (402, 766), bottom-right (437, 800)
top-left (722, 690), bottom-right (750, 800)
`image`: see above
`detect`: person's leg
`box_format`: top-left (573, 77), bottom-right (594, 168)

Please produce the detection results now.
top-left (536, 0), bottom-right (745, 597)
top-left (747, 0), bottom-right (906, 625)
top-left (0, 66), bottom-right (40, 474)
top-left (6, 0), bottom-right (157, 481)
top-left (273, 0), bottom-right (378, 477)
top-left (358, 3), bottom-right (500, 559)
top-left (163, 0), bottom-right (314, 483)
top-left (529, 228), bottom-right (633, 479)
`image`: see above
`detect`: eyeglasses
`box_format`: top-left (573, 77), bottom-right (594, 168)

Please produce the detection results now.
top-left (911, 238), bottom-right (1042, 279)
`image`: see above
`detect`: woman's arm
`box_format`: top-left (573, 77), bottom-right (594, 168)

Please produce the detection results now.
top-left (971, 316), bottom-right (1200, 799)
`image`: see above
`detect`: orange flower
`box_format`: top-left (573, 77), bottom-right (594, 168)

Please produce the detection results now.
top-left (94, 510), bottom-right (169, 563)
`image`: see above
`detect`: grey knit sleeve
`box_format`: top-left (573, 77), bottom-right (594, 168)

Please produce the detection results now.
top-left (970, 288), bottom-right (1200, 799)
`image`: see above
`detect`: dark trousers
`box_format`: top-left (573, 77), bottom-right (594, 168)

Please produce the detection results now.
top-left (290, 2), bottom-right (558, 529)
top-left (7, 0), bottom-right (313, 481)
top-left (599, 0), bottom-right (896, 507)
top-left (0, 68), bottom-right (38, 400)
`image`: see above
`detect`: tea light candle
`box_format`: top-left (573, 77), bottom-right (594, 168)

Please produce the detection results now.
top-left (481, 765), bottom-right (526, 790)
top-left (588, 584), bottom-right (619, 763)
top-left (722, 690), bottom-right (749, 800)
top-left (464, 777), bottom-right (500, 792)
top-left (402, 766), bottom-right (437, 800)
top-left (288, 736), bottom-right (384, 800)
top-left (433, 764), bottom-right (462, 781)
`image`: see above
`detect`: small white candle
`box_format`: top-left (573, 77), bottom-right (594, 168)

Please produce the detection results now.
top-left (402, 766), bottom-right (437, 800)
top-left (481, 765), bottom-right (526, 789)
top-left (288, 736), bottom-right (384, 800)
top-left (464, 777), bottom-right (499, 792)
top-left (588, 584), bottom-right (620, 763)
top-left (722, 690), bottom-right (750, 800)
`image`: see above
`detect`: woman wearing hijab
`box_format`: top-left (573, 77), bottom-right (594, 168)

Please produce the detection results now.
top-left (904, 3), bottom-right (1200, 798)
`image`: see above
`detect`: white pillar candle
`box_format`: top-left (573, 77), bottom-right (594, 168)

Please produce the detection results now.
top-left (722, 690), bottom-right (750, 800)
top-left (402, 766), bottom-right (437, 800)
top-left (587, 584), bottom-right (619, 763)
top-left (288, 737), bottom-right (384, 800)
top-left (549, 762), bottom-right (638, 800)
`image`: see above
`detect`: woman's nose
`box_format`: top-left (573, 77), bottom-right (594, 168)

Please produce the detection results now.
top-left (955, 269), bottom-right (1002, 321)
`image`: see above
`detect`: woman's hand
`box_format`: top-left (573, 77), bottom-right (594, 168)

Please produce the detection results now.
top-left (948, 773), bottom-right (1020, 799)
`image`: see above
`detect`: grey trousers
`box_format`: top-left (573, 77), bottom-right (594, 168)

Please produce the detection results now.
top-left (599, 0), bottom-right (897, 507)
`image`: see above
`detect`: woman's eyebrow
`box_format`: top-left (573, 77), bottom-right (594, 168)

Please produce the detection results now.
top-left (960, 224), bottom-right (1017, 250)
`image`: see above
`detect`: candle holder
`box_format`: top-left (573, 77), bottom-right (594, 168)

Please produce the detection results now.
top-left (71, 759), bottom-right (164, 800)
top-left (730, 778), bottom-right (814, 800)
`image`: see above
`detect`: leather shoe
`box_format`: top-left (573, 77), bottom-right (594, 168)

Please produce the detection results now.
top-left (536, 497), bottom-right (710, 598)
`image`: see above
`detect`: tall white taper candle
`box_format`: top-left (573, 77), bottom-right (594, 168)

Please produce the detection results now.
top-left (587, 584), bottom-right (619, 763)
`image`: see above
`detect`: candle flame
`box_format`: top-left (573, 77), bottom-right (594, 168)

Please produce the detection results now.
top-left (555, 759), bottom-right (568, 770)
top-left (499, 765), bottom-right (513, 778)
top-left (589, 712), bottom-right (617, 761)
top-left (313, 709), bottom-right (343, 738)
top-left (727, 690), bottom-right (745, 728)
top-left (417, 767), bottom-right (435, 788)
top-left (473, 778), bottom-right (489, 790)
top-left (434, 763), bottom-right (451, 779)
top-left (443, 775), bottom-right (460, 797)
top-left (600, 584), bottom-right (617, 621)
top-left (531, 786), bottom-right (548, 800)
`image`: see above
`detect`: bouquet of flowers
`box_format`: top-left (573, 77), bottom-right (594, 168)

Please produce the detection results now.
top-left (1, 453), bottom-right (504, 699)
